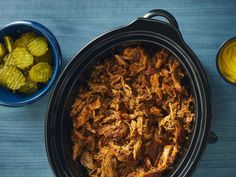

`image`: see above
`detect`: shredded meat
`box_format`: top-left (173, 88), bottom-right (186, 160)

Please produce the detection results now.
top-left (101, 152), bottom-right (118, 177)
top-left (70, 47), bottom-right (195, 177)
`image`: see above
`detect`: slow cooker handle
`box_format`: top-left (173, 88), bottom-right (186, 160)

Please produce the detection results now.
top-left (143, 9), bottom-right (179, 29)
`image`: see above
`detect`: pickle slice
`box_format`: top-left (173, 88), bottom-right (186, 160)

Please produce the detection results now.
top-left (14, 38), bottom-right (25, 48)
top-left (3, 53), bottom-right (15, 66)
top-left (0, 65), bottom-right (25, 90)
top-left (27, 37), bottom-right (48, 57)
top-left (12, 47), bottom-right (34, 70)
top-left (14, 33), bottom-right (37, 48)
top-left (3, 36), bottom-right (14, 52)
top-left (0, 43), bottom-right (6, 58)
top-left (29, 62), bottom-right (52, 83)
top-left (34, 49), bottom-right (53, 65)
top-left (0, 65), bottom-right (5, 85)
top-left (19, 77), bottom-right (38, 94)
top-left (21, 32), bottom-right (37, 45)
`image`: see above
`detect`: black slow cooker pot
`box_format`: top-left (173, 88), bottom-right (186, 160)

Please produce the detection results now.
top-left (45, 9), bottom-right (217, 177)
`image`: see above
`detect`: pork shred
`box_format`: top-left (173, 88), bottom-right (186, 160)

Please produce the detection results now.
top-left (70, 47), bottom-right (195, 177)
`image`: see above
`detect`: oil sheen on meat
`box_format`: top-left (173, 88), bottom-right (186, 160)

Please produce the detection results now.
top-left (70, 47), bottom-right (195, 177)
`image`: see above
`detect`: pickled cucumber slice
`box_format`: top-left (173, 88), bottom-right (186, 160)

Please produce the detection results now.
top-left (34, 49), bottom-right (53, 65)
top-left (14, 33), bottom-right (37, 48)
top-left (21, 32), bottom-right (37, 45)
top-left (0, 65), bottom-right (15, 86)
top-left (27, 37), bottom-right (48, 57)
top-left (0, 43), bottom-right (6, 58)
top-left (12, 47), bottom-right (34, 70)
top-left (0, 65), bottom-right (25, 90)
top-left (29, 62), bottom-right (52, 83)
top-left (3, 36), bottom-right (14, 52)
top-left (0, 65), bottom-right (5, 84)
top-left (3, 53), bottom-right (15, 66)
top-left (19, 77), bottom-right (38, 94)
top-left (14, 38), bottom-right (25, 48)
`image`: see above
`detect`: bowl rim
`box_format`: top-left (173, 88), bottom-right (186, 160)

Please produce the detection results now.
top-left (0, 20), bottom-right (62, 107)
top-left (216, 36), bottom-right (236, 85)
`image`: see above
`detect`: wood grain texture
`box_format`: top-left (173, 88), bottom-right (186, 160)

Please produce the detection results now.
top-left (0, 0), bottom-right (236, 177)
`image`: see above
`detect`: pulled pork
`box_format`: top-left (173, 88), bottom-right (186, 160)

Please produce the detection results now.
top-left (70, 47), bottom-right (195, 177)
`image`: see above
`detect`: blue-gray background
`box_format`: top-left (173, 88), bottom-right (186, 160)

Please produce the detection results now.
top-left (0, 0), bottom-right (236, 177)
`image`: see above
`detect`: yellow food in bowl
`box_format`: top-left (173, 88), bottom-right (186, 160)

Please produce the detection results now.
top-left (0, 32), bottom-right (53, 94)
top-left (218, 39), bottom-right (236, 83)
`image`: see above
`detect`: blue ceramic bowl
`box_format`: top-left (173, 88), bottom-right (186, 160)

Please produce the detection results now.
top-left (0, 21), bottom-right (62, 106)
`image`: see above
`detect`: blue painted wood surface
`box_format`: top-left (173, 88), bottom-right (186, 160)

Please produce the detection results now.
top-left (0, 0), bottom-right (236, 177)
